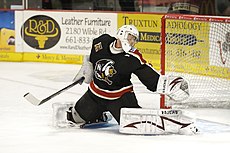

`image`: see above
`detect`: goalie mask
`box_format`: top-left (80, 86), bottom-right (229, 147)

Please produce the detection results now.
top-left (116, 25), bottom-right (139, 52)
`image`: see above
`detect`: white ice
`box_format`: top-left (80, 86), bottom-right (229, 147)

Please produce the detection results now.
top-left (0, 62), bottom-right (230, 153)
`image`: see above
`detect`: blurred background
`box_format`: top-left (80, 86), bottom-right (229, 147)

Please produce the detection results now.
top-left (0, 0), bottom-right (229, 16)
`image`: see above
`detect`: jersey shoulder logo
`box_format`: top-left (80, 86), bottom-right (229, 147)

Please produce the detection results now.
top-left (94, 59), bottom-right (117, 85)
top-left (94, 42), bottom-right (103, 52)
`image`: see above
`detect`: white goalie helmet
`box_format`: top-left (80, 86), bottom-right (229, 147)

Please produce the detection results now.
top-left (116, 25), bottom-right (139, 52)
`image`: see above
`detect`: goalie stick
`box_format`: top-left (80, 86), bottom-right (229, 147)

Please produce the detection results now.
top-left (24, 77), bottom-right (85, 106)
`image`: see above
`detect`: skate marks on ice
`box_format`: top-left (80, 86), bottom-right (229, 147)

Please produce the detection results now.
top-left (29, 70), bottom-right (75, 82)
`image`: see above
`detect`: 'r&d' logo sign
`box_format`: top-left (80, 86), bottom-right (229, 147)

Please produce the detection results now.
top-left (22, 15), bottom-right (61, 50)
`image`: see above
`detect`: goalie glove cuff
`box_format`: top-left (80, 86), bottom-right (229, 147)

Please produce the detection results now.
top-left (156, 75), bottom-right (168, 94)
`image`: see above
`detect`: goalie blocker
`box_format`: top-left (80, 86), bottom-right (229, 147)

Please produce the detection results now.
top-left (119, 108), bottom-right (198, 135)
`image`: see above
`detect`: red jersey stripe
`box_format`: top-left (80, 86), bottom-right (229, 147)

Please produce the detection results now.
top-left (89, 81), bottom-right (133, 100)
top-left (129, 49), bottom-right (147, 64)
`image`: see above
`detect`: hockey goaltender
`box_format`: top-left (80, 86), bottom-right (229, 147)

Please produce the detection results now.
top-left (53, 25), bottom-right (198, 135)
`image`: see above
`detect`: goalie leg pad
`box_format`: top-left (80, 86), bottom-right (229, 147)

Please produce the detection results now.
top-left (52, 102), bottom-right (113, 128)
top-left (119, 108), bottom-right (198, 135)
top-left (52, 102), bottom-right (86, 128)
top-left (52, 102), bottom-right (75, 128)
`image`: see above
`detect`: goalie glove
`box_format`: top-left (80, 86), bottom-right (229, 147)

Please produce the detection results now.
top-left (73, 55), bottom-right (93, 84)
top-left (157, 75), bottom-right (190, 101)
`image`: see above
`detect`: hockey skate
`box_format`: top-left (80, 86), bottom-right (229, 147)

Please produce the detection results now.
top-left (52, 102), bottom-right (113, 128)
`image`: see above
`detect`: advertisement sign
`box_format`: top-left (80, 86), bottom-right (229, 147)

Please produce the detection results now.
top-left (165, 18), bottom-right (229, 79)
top-left (0, 11), bottom-right (15, 53)
top-left (2, 10), bottom-right (229, 79)
top-left (210, 22), bottom-right (230, 68)
top-left (165, 19), bottom-right (210, 73)
top-left (209, 22), bottom-right (230, 79)
top-left (16, 11), bottom-right (117, 55)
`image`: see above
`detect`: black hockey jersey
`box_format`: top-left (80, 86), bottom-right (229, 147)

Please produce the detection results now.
top-left (89, 34), bottom-right (160, 100)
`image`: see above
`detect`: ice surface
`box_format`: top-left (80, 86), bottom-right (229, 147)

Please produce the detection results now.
top-left (0, 62), bottom-right (230, 153)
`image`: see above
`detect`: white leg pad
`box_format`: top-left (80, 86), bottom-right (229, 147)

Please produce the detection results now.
top-left (119, 108), bottom-right (198, 135)
top-left (52, 102), bottom-right (74, 127)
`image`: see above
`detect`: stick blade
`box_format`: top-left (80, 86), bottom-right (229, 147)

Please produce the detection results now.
top-left (24, 93), bottom-right (41, 106)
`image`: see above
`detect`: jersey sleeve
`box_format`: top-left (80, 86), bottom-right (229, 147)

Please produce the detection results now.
top-left (128, 48), bottom-right (147, 65)
top-left (129, 49), bottom-right (160, 92)
top-left (89, 34), bottom-right (115, 63)
top-left (134, 64), bottom-right (160, 92)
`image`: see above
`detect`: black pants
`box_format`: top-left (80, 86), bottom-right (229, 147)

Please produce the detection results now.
top-left (74, 89), bottom-right (141, 124)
